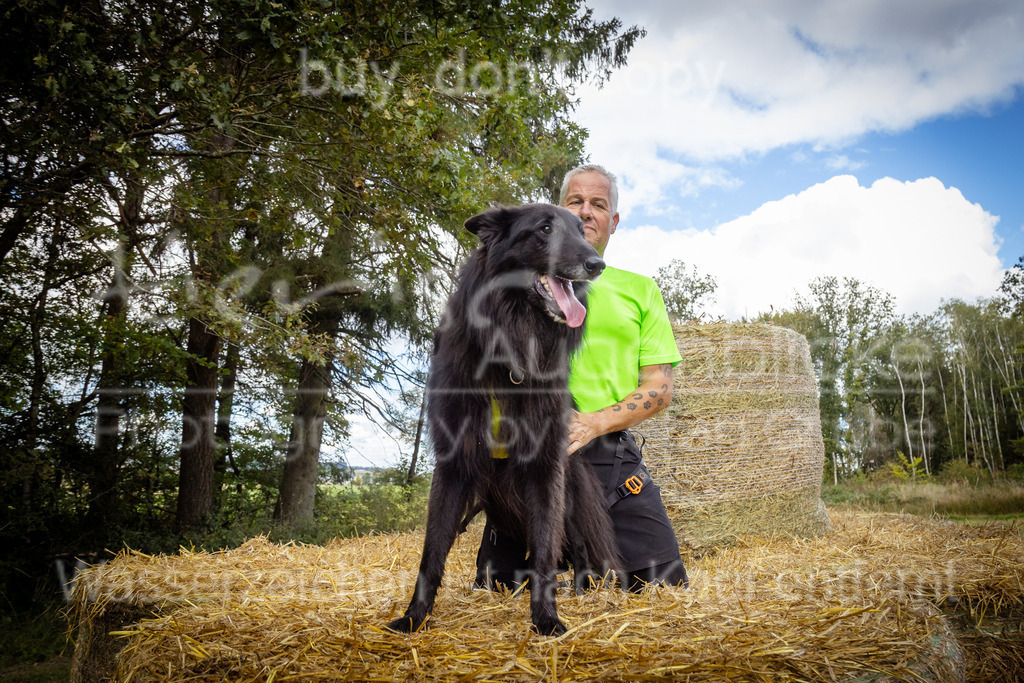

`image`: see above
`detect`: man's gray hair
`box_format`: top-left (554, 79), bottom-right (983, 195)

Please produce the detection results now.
top-left (559, 164), bottom-right (619, 214)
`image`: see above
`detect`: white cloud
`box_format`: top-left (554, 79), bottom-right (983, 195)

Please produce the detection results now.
top-left (605, 175), bottom-right (1004, 319)
top-left (825, 154), bottom-right (866, 171)
top-left (576, 0), bottom-right (1024, 210)
top-left (340, 414), bottom-right (406, 468)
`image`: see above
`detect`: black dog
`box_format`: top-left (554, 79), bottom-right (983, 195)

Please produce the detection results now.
top-left (386, 204), bottom-right (620, 636)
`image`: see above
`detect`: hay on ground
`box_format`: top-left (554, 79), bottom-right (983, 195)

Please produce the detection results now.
top-left (639, 322), bottom-right (831, 554)
top-left (70, 511), bottom-right (1024, 681)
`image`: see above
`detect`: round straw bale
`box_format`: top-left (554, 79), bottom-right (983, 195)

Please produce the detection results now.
top-left (70, 511), bottom-right (1024, 681)
top-left (637, 322), bottom-right (830, 554)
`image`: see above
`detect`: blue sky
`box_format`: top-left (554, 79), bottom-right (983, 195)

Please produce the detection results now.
top-left (348, 0), bottom-right (1024, 466)
top-left (647, 96), bottom-right (1024, 261)
top-left (574, 0), bottom-right (1024, 319)
top-left (857, 98), bottom-right (1024, 262)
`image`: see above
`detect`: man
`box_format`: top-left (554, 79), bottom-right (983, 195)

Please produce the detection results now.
top-left (475, 164), bottom-right (688, 592)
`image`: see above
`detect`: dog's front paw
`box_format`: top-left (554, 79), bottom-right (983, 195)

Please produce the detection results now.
top-left (532, 614), bottom-right (567, 637)
top-left (384, 614), bottom-right (424, 634)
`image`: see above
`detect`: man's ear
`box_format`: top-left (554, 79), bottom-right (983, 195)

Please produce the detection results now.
top-left (464, 206), bottom-right (516, 246)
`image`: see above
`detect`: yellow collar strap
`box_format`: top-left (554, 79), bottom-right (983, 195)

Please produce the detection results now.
top-left (490, 394), bottom-right (509, 459)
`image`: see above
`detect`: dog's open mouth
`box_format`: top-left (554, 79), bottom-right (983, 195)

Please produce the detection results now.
top-left (536, 274), bottom-right (587, 328)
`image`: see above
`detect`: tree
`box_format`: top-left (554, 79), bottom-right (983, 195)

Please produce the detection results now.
top-left (758, 267), bottom-right (1024, 482)
top-left (0, 0), bottom-right (646, 555)
top-left (934, 299), bottom-right (1024, 477)
top-left (999, 255), bottom-right (1024, 456)
top-left (260, 1), bottom-right (645, 527)
top-left (764, 276), bottom-right (895, 479)
top-left (653, 259), bottom-right (717, 322)
top-left (0, 0), bottom-right (124, 267)
top-left (1000, 255), bottom-right (1024, 316)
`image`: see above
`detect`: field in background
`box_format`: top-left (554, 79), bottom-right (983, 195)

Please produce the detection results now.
top-left (823, 469), bottom-right (1024, 522)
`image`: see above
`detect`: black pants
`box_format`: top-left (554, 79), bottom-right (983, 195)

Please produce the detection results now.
top-left (475, 430), bottom-right (688, 593)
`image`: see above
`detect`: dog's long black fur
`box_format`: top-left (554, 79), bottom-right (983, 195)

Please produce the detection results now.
top-left (385, 204), bottom-right (621, 636)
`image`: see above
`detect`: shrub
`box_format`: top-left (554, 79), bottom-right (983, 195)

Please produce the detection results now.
top-left (314, 477), bottom-right (430, 539)
top-left (936, 459), bottom-right (986, 485)
top-left (888, 451), bottom-right (928, 481)
top-left (181, 475), bottom-right (432, 549)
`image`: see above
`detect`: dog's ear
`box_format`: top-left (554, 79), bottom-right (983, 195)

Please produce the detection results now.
top-left (465, 206), bottom-right (517, 246)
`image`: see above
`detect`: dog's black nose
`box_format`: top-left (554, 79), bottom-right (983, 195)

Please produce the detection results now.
top-left (584, 255), bottom-right (605, 275)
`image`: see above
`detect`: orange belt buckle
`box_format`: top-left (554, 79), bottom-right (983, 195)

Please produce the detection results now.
top-left (624, 472), bottom-right (646, 495)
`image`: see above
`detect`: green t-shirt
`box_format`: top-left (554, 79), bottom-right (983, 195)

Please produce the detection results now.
top-left (569, 266), bottom-right (682, 413)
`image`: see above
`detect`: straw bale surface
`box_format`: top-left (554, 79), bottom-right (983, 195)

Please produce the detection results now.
top-left (71, 511), bottom-right (1024, 682)
top-left (638, 322), bottom-right (830, 553)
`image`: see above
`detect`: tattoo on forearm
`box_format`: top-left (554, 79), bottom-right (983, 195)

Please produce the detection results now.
top-left (604, 366), bottom-right (675, 418)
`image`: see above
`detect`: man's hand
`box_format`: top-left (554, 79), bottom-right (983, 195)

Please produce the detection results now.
top-left (567, 410), bottom-right (604, 455)
top-left (567, 364), bottom-right (674, 455)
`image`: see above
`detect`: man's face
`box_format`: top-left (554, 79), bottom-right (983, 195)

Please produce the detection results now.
top-left (561, 171), bottom-right (620, 257)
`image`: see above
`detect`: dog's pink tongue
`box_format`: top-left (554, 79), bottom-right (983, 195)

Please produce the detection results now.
top-left (550, 277), bottom-right (586, 328)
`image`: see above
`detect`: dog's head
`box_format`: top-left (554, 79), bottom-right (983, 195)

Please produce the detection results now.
top-left (465, 204), bottom-right (605, 328)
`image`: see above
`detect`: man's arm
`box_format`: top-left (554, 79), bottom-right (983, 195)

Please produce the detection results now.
top-left (566, 363), bottom-right (673, 455)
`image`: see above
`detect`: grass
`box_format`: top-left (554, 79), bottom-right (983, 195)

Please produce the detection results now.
top-left (0, 601), bottom-right (71, 683)
top-left (822, 476), bottom-right (1024, 520)
top-left (0, 657), bottom-right (71, 683)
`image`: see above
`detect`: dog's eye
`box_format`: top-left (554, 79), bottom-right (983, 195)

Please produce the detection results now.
top-left (540, 225), bottom-right (552, 234)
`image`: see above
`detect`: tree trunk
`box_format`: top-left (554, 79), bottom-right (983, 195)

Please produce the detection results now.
top-left (91, 279), bottom-right (128, 528)
top-left (937, 369), bottom-right (955, 464)
top-left (23, 228), bottom-right (61, 511)
top-left (916, 358), bottom-right (929, 476)
top-left (968, 369), bottom-right (994, 478)
top-left (277, 354), bottom-right (332, 527)
top-left (175, 118), bottom-right (234, 533)
top-left (960, 362), bottom-right (970, 463)
top-left (893, 345), bottom-right (914, 471)
top-left (988, 378), bottom-right (1005, 471)
top-left (276, 196), bottom-right (356, 526)
top-left (407, 391), bottom-right (426, 486)
top-left (90, 174), bottom-right (143, 528)
top-left (214, 343), bottom-right (242, 494)
top-left (175, 317), bottom-right (222, 532)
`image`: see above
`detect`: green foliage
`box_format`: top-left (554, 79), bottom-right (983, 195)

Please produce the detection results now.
top-left (367, 461), bottom-right (419, 487)
top-left (313, 478), bottom-right (431, 540)
top-left (653, 258), bottom-right (718, 322)
top-left (0, 601), bottom-right (69, 680)
top-left (888, 451), bottom-right (928, 481)
top-left (937, 459), bottom-right (987, 485)
top-left (0, 0), bottom-right (643, 587)
top-left (766, 275), bottom-right (1024, 485)
top-left (1000, 255), bottom-right (1024, 317)
top-left (174, 476), bottom-right (432, 550)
